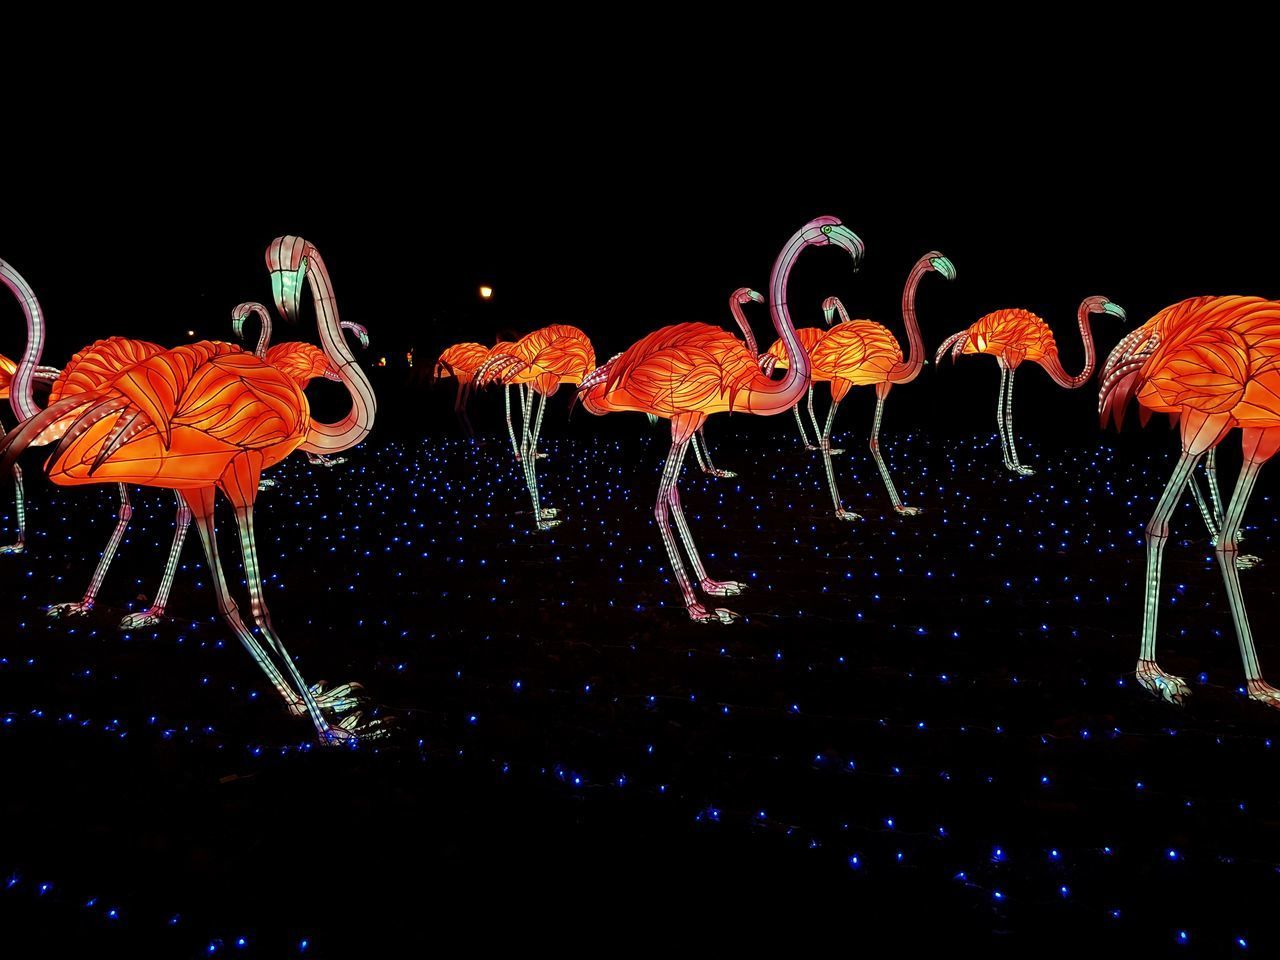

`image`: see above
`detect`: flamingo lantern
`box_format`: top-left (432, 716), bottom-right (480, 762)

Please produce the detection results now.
top-left (474, 324), bottom-right (595, 530)
top-left (577, 215), bottom-right (864, 623)
top-left (935, 296), bottom-right (1127, 475)
top-left (2, 236), bottom-right (378, 742)
top-left (800, 251), bottom-right (956, 519)
top-left (432, 341), bottom-right (489, 439)
top-left (761, 317), bottom-right (830, 453)
top-left (1100, 296), bottom-right (1280, 707)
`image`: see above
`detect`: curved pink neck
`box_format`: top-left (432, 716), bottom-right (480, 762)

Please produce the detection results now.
top-left (1, 258), bottom-right (45, 420)
top-left (297, 245), bottom-right (377, 454)
top-left (1040, 299), bottom-right (1097, 389)
top-left (244, 304), bottom-right (272, 357)
top-left (888, 255), bottom-right (933, 384)
top-left (748, 229), bottom-right (812, 415)
top-left (728, 294), bottom-right (760, 358)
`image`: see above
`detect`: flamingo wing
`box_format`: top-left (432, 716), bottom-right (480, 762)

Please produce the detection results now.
top-left (266, 341), bottom-right (335, 385)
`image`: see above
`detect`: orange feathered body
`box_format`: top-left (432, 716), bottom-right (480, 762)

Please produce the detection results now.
top-left (1131, 296), bottom-right (1280, 426)
top-left (30, 337), bottom-right (166, 445)
top-left (961, 309), bottom-right (1058, 368)
top-left (434, 342), bottom-right (490, 381)
top-left (811, 321), bottom-right (904, 399)
top-left (45, 341), bottom-right (308, 489)
top-left (265, 341), bottom-right (336, 386)
top-left (580, 322), bottom-right (768, 418)
top-left (504, 325), bottom-right (596, 394)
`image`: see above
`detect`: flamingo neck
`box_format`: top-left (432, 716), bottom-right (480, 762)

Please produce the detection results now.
top-left (1, 259), bottom-right (45, 420)
top-left (728, 296), bottom-right (760, 358)
top-left (755, 229), bottom-right (812, 414)
top-left (1043, 300), bottom-right (1096, 389)
top-left (250, 305), bottom-right (272, 358)
top-left (298, 245), bottom-right (377, 453)
top-left (888, 256), bottom-right (931, 384)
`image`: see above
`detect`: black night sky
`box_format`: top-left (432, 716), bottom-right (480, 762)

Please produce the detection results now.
top-left (5, 49), bottom-right (1280, 956)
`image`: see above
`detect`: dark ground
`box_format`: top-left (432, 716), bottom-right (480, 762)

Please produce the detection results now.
top-left (4, 396), bottom-right (1280, 956)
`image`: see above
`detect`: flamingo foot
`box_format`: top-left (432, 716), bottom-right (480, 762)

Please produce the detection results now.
top-left (535, 452), bottom-right (548, 460)
top-left (1007, 464), bottom-right (1036, 476)
top-left (257, 478), bottom-right (278, 490)
top-left (804, 444), bottom-right (821, 452)
top-left (820, 444), bottom-right (845, 456)
top-left (894, 505), bottom-right (923, 517)
top-left (1247, 679), bottom-right (1280, 709)
top-left (289, 681), bottom-right (364, 717)
top-left (688, 602), bottom-right (739, 624)
top-left (1236, 554), bottom-right (1263, 570)
top-left (704, 468), bottom-right (737, 479)
top-left (0, 542), bottom-right (26, 555)
top-left (700, 578), bottom-right (746, 597)
top-left (540, 508), bottom-right (560, 519)
top-left (1136, 659), bottom-right (1190, 705)
top-left (46, 601), bottom-right (93, 619)
top-left (536, 519), bottom-right (562, 532)
top-left (119, 607), bottom-right (166, 630)
top-left (317, 456), bottom-right (348, 467)
top-left (834, 509), bottom-right (863, 522)
top-left (322, 710), bottom-right (391, 744)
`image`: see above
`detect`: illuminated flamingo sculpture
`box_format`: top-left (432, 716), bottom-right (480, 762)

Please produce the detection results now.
top-left (475, 324), bottom-right (595, 530)
top-left (799, 252), bottom-right (956, 519)
top-left (3, 236), bottom-right (378, 742)
top-left (432, 341), bottom-right (490, 439)
top-left (578, 216), bottom-right (864, 622)
top-left (935, 297), bottom-right (1127, 474)
top-left (1100, 296), bottom-right (1280, 707)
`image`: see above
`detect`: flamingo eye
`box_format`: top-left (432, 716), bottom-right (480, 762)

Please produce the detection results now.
top-left (821, 225), bottom-right (833, 235)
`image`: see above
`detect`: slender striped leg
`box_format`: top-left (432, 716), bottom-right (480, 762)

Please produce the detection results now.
top-left (1205, 446), bottom-right (1225, 527)
top-left (0, 422), bottom-right (26, 554)
top-left (870, 385), bottom-right (919, 515)
top-left (693, 429), bottom-right (735, 478)
top-left (667, 445), bottom-right (744, 598)
top-left (504, 386), bottom-right (520, 460)
top-left (179, 486), bottom-right (312, 717)
top-left (120, 492), bottom-right (192, 629)
top-left (48, 484), bottom-right (134, 618)
top-left (813, 386), bottom-right (842, 455)
top-left (527, 390), bottom-right (558, 529)
top-left (220, 479), bottom-right (368, 741)
top-left (793, 405), bottom-right (815, 449)
top-left (1005, 366), bottom-right (1034, 475)
top-left (454, 380), bottom-right (474, 439)
top-left (1188, 475), bottom-right (1219, 542)
top-left (1135, 448), bottom-right (1203, 704)
top-left (655, 435), bottom-right (734, 623)
top-left (820, 400), bottom-right (859, 521)
top-left (1213, 453), bottom-right (1280, 705)
top-left (995, 363), bottom-right (1013, 470)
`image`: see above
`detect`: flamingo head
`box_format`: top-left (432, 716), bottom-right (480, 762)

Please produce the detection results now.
top-left (732, 287), bottom-right (764, 306)
top-left (1084, 295), bottom-right (1127, 322)
top-left (926, 253), bottom-right (957, 281)
top-left (803, 216), bottom-right (865, 269)
top-left (820, 296), bottom-right (846, 326)
top-left (230, 302), bottom-right (263, 343)
top-left (267, 236), bottom-right (311, 323)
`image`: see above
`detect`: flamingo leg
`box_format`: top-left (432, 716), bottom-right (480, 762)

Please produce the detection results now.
top-left (667, 443), bottom-right (744, 597)
top-left (806, 386), bottom-right (823, 449)
top-left (179, 486), bottom-right (312, 717)
top-left (1135, 448), bottom-right (1204, 703)
top-left (1004, 366), bottom-right (1034, 475)
top-left (1188, 474), bottom-right (1219, 542)
top-left (654, 433), bottom-right (735, 623)
top-left (995, 362), bottom-right (1013, 468)
top-left (120, 492), bottom-right (192, 630)
top-left (870, 385), bottom-right (919, 515)
top-left (820, 400), bottom-right (859, 522)
top-left (223, 478), bottom-right (366, 741)
top-left (454, 381), bottom-right (474, 439)
top-left (459, 381), bottom-right (476, 440)
top-left (504, 386), bottom-right (520, 460)
top-left (0, 420), bottom-right (26, 553)
top-left (792, 404), bottom-right (814, 448)
top-left (523, 389), bottom-right (558, 529)
top-left (692, 429), bottom-right (734, 479)
top-left (48, 484), bottom-right (134, 618)
top-left (1205, 446), bottom-right (1226, 527)
top-left (1214, 453), bottom-right (1278, 704)
top-left (691, 430), bottom-right (709, 472)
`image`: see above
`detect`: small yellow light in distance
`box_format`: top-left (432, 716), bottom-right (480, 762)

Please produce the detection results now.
top-left (479, 285), bottom-right (494, 300)
top-left (377, 356), bottom-right (387, 367)
top-left (187, 330), bottom-right (195, 337)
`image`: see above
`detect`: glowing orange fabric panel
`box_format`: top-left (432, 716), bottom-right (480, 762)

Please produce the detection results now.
top-left (811, 321), bottom-right (903, 387)
top-left (0, 353), bottom-right (15, 399)
top-left (434, 342), bottom-right (490, 380)
top-left (762, 328), bottom-right (827, 368)
top-left (265, 342), bottom-right (335, 386)
top-left (503, 325), bottom-right (597, 392)
top-left (962, 309), bottom-right (1058, 367)
top-left (47, 342), bottom-right (307, 488)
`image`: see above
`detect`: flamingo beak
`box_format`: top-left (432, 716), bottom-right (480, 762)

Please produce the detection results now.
top-left (747, 289), bottom-right (764, 304)
top-left (825, 224), bottom-right (865, 270)
top-left (231, 315), bottom-right (247, 341)
top-left (1102, 301), bottom-right (1128, 321)
top-left (272, 259), bottom-right (307, 323)
top-left (929, 256), bottom-right (957, 281)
